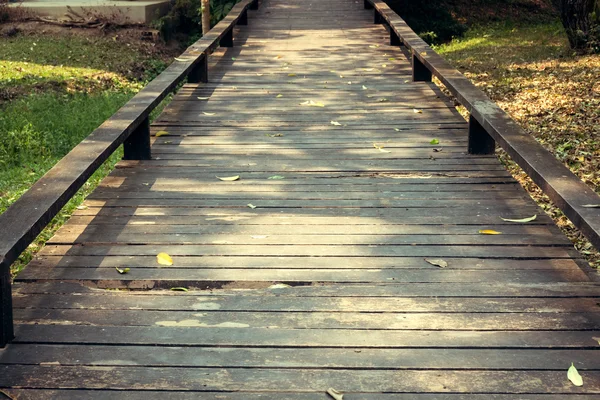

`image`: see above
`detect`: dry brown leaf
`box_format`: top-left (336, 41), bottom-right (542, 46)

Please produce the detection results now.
top-left (425, 258), bottom-right (448, 268)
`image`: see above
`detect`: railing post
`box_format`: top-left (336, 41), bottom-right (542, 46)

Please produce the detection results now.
top-left (364, 0), bottom-right (373, 9)
top-left (412, 53), bottom-right (432, 82)
top-left (374, 9), bottom-right (383, 24)
top-left (188, 55), bottom-right (209, 84)
top-left (237, 9), bottom-right (248, 25)
top-left (220, 28), bottom-right (234, 47)
top-left (468, 115), bottom-right (496, 155)
top-left (390, 28), bottom-right (401, 46)
top-left (0, 262), bottom-right (14, 348)
top-left (123, 118), bottom-right (151, 160)
top-left (249, 0), bottom-right (258, 10)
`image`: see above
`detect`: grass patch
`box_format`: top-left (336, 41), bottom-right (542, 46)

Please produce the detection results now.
top-left (436, 20), bottom-right (600, 268)
top-left (0, 28), bottom-right (179, 275)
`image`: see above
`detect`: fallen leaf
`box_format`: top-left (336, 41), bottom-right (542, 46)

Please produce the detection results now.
top-left (389, 57), bottom-right (396, 61)
top-left (421, 51), bottom-right (428, 56)
top-left (247, 203), bottom-right (257, 209)
top-left (300, 100), bottom-right (325, 107)
top-left (479, 229), bottom-right (502, 235)
top-left (269, 283), bottom-right (291, 289)
top-left (382, 64), bottom-right (387, 68)
top-left (413, 109), bottom-right (423, 114)
top-left (592, 337), bottom-right (600, 345)
top-left (500, 215), bottom-right (537, 223)
top-left (274, 55), bottom-right (282, 59)
top-left (268, 175), bottom-right (285, 179)
top-left (339, 75), bottom-right (344, 78)
top-left (377, 98), bottom-right (388, 102)
top-left (276, 94), bottom-right (283, 98)
top-left (327, 388), bottom-right (344, 400)
top-left (171, 287), bottom-right (189, 292)
top-left (568, 363), bottom-right (583, 386)
top-left (217, 175), bottom-right (240, 181)
top-left (430, 139), bottom-right (440, 145)
top-left (76, 205), bottom-right (88, 210)
top-left (347, 81), bottom-right (352, 85)
top-left (202, 112), bottom-right (216, 116)
top-left (364, 68), bottom-right (374, 71)
top-left (362, 85), bottom-right (368, 90)
top-left (433, 148), bottom-right (443, 152)
top-left (394, 128), bottom-right (400, 132)
top-left (115, 267), bottom-right (130, 274)
top-left (156, 252), bottom-right (173, 266)
top-left (197, 97), bottom-right (209, 100)
top-left (582, 204), bottom-right (600, 208)
top-left (288, 73), bottom-right (297, 77)
top-left (256, 73), bottom-right (264, 76)
top-left (425, 258), bottom-right (448, 268)
top-left (251, 235), bottom-right (269, 239)
top-left (369, 44), bottom-right (380, 48)
top-left (331, 121), bottom-right (342, 126)
top-left (175, 57), bottom-right (193, 62)
top-left (155, 130), bottom-right (169, 137)
top-left (231, 57), bottom-right (236, 60)
top-left (267, 133), bottom-right (284, 137)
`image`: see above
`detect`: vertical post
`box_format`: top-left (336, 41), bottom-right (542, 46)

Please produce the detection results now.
top-left (468, 115), bottom-right (496, 155)
top-left (390, 28), bottom-right (401, 46)
top-left (201, 0), bottom-right (210, 34)
top-left (250, 0), bottom-right (258, 10)
top-left (220, 28), bottom-right (234, 47)
top-left (188, 55), bottom-right (208, 84)
top-left (0, 263), bottom-right (14, 348)
top-left (412, 53), bottom-right (432, 82)
top-left (123, 118), bottom-right (151, 160)
top-left (364, 0), bottom-right (373, 9)
top-left (374, 9), bottom-right (383, 24)
top-left (237, 9), bottom-right (248, 25)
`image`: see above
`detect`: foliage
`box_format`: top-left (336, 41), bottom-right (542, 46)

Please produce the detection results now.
top-left (154, 0), bottom-right (239, 41)
top-left (436, 21), bottom-right (600, 267)
top-left (384, 0), bottom-right (466, 44)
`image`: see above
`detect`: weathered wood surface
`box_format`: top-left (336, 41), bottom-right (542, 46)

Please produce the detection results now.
top-left (2, 0), bottom-right (600, 397)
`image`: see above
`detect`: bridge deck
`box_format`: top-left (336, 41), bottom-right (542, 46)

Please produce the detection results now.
top-left (2, 0), bottom-right (600, 397)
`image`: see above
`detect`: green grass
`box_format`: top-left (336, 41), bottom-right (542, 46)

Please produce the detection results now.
top-left (0, 32), bottom-right (174, 275)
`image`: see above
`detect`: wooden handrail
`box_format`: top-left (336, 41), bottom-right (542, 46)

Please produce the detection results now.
top-left (366, 0), bottom-right (600, 250)
top-left (0, 0), bottom-right (259, 348)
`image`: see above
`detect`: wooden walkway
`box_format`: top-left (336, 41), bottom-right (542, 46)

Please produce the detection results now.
top-left (2, 0), bottom-right (600, 397)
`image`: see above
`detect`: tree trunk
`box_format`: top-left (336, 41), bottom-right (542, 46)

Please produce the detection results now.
top-left (555, 0), bottom-right (597, 49)
top-left (202, 0), bottom-right (210, 34)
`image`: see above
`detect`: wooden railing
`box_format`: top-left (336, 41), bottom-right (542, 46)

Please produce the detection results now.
top-left (365, 0), bottom-right (600, 249)
top-left (0, 0), bottom-right (259, 348)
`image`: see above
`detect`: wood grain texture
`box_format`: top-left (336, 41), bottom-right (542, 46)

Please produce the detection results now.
top-left (3, 0), bottom-right (600, 396)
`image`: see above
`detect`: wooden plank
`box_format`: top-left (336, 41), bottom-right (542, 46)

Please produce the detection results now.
top-left (4, 344), bottom-right (600, 369)
top-left (1, 365), bottom-right (600, 393)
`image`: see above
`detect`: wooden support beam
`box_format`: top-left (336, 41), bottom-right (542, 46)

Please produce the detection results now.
top-left (390, 28), bottom-right (401, 46)
top-left (374, 9), bottom-right (383, 24)
top-left (364, 0), bottom-right (373, 9)
top-left (188, 55), bottom-right (209, 84)
top-left (237, 9), bottom-right (248, 25)
top-left (412, 53), bottom-right (432, 82)
top-left (220, 28), bottom-right (234, 47)
top-left (468, 114), bottom-right (496, 155)
top-left (0, 264), bottom-right (13, 348)
top-left (123, 118), bottom-right (151, 160)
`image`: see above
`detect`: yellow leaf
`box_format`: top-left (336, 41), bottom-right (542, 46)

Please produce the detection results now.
top-left (174, 57), bottom-right (192, 62)
top-left (155, 130), bottom-right (169, 137)
top-left (362, 85), bottom-right (368, 90)
top-left (115, 267), bottom-right (130, 274)
top-left (256, 73), bottom-right (264, 76)
top-left (288, 73), bottom-right (297, 77)
top-left (197, 97), bottom-right (209, 100)
top-left (500, 215), bottom-right (537, 223)
top-left (300, 100), bottom-right (325, 107)
top-left (479, 230), bottom-right (502, 235)
top-left (276, 94), bottom-right (283, 98)
top-left (203, 112), bottom-right (216, 116)
top-left (363, 68), bottom-right (374, 72)
top-left (247, 203), bottom-right (257, 209)
top-left (217, 175), bottom-right (240, 181)
top-left (274, 55), bottom-right (282, 59)
top-left (327, 388), bottom-right (344, 400)
top-left (330, 121), bottom-right (342, 126)
top-left (170, 287), bottom-right (188, 292)
top-left (373, 143), bottom-right (383, 150)
top-left (156, 252), bottom-right (173, 266)
top-left (339, 75), bottom-right (344, 78)
top-left (568, 363), bottom-right (583, 386)
top-left (413, 109), bottom-right (423, 114)
top-left (382, 64), bottom-right (387, 68)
